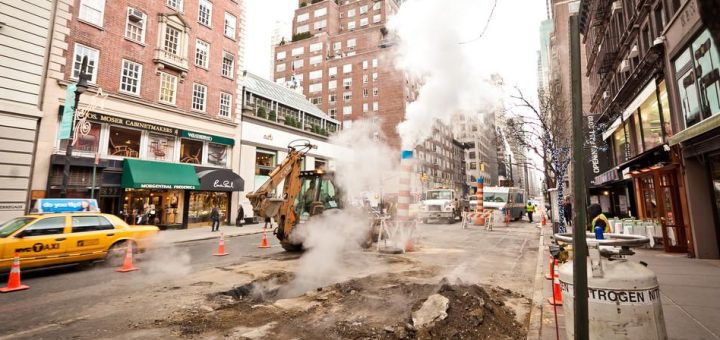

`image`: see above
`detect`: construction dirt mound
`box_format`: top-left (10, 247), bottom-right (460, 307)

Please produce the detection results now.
top-left (155, 272), bottom-right (528, 340)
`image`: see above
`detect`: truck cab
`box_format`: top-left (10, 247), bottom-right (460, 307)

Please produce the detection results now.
top-left (419, 189), bottom-right (462, 224)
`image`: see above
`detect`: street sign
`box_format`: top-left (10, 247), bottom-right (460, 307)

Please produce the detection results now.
top-left (59, 84), bottom-right (77, 140)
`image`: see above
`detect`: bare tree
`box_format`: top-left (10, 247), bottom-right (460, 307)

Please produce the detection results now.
top-left (501, 84), bottom-right (572, 231)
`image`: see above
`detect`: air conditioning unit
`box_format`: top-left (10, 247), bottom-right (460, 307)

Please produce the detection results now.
top-left (344, 85), bottom-right (351, 90)
top-left (611, 1), bottom-right (623, 15)
top-left (620, 59), bottom-right (629, 72)
top-left (128, 8), bottom-right (144, 22)
top-left (629, 44), bottom-right (639, 58)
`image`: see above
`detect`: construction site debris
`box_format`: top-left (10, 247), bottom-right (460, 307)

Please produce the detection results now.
top-left (411, 294), bottom-right (449, 327)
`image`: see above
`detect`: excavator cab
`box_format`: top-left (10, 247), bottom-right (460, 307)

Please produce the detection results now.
top-left (293, 169), bottom-right (342, 223)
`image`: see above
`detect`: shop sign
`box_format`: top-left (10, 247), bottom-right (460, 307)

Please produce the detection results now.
top-left (139, 184), bottom-right (197, 190)
top-left (583, 114), bottom-right (610, 187)
top-left (181, 131), bottom-right (235, 146)
top-left (0, 204), bottom-right (25, 211)
top-left (60, 106), bottom-right (179, 136)
top-left (196, 169), bottom-right (244, 192)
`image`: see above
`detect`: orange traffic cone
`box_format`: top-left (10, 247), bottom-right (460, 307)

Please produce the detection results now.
top-left (258, 230), bottom-right (270, 249)
top-left (545, 256), bottom-right (554, 280)
top-left (214, 233), bottom-right (230, 256)
top-left (547, 262), bottom-right (563, 306)
top-left (116, 245), bottom-right (138, 273)
top-left (0, 253), bottom-right (29, 293)
top-left (542, 214), bottom-right (547, 226)
top-left (404, 237), bottom-right (414, 252)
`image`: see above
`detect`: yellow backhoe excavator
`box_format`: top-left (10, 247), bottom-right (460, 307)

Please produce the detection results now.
top-left (246, 140), bottom-right (343, 251)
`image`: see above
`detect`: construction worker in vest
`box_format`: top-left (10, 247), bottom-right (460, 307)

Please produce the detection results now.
top-left (587, 203), bottom-right (611, 233)
top-left (526, 201), bottom-right (535, 223)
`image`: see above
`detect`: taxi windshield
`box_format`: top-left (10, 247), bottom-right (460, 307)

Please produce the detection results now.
top-left (0, 217), bottom-right (36, 238)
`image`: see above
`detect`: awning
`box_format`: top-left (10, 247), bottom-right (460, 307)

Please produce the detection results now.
top-left (196, 168), bottom-right (244, 192)
top-left (122, 159), bottom-right (200, 190)
top-left (594, 168), bottom-right (620, 186)
top-left (669, 112), bottom-right (720, 146)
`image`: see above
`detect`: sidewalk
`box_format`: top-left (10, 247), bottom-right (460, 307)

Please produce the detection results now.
top-left (535, 226), bottom-right (720, 340)
top-left (155, 223), bottom-right (267, 244)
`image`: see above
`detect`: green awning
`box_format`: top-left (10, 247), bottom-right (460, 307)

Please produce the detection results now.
top-left (122, 159), bottom-right (200, 190)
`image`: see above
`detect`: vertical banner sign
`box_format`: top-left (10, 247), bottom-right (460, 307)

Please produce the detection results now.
top-left (582, 114), bottom-right (609, 189)
top-left (59, 84), bottom-right (77, 140)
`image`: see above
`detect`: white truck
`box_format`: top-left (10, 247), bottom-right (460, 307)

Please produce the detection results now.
top-left (419, 189), bottom-right (464, 224)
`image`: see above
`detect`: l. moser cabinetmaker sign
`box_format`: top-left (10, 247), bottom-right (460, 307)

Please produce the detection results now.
top-left (58, 106), bottom-right (179, 136)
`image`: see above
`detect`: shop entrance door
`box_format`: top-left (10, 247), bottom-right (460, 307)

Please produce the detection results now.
top-left (658, 171), bottom-right (688, 253)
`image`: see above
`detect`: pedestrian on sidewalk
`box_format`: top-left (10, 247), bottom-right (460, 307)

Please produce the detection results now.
top-left (236, 205), bottom-right (245, 227)
top-left (211, 204), bottom-right (221, 232)
top-left (526, 201), bottom-right (536, 223)
top-left (563, 197), bottom-right (572, 226)
top-left (264, 216), bottom-right (273, 229)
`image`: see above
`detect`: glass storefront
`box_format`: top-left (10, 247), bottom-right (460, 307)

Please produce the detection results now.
top-left (674, 29), bottom-right (720, 128)
top-left (60, 122), bottom-right (101, 153)
top-left (613, 125), bottom-right (629, 164)
top-left (147, 133), bottom-right (175, 162)
top-left (255, 149), bottom-right (276, 189)
top-left (122, 189), bottom-right (184, 226)
top-left (639, 92), bottom-right (663, 150)
top-left (180, 138), bottom-right (204, 164)
top-left (187, 191), bottom-right (229, 228)
top-left (108, 126), bottom-right (141, 158)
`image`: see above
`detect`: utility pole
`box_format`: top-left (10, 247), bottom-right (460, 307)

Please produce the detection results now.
top-left (570, 15), bottom-right (589, 340)
top-left (61, 56), bottom-right (90, 198)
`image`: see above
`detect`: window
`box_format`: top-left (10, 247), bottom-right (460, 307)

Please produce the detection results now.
top-left (146, 133), bottom-right (175, 162)
top-left (120, 60), bottom-right (142, 95)
top-left (329, 94), bottom-right (337, 103)
top-left (208, 143), bottom-right (228, 166)
top-left (164, 26), bottom-right (181, 55)
top-left (314, 20), bottom-right (327, 30)
top-left (372, 58), bottom-right (378, 68)
top-left (21, 217), bottom-right (65, 237)
top-left (348, 21), bottom-right (356, 30)
top-left (310, 70), bottom-right (323, 80)
top-left (219, 92), bottom-right (232, 118)
top-left (348, 9), bottom-right (355, 17)
top-left (79, 0), bottom-right (105, 26)
top-left (343, 78), bottom-right (352, 89)
top-left (343, 91), bottom-right (352, 101)
top-left (373, 116), bottom-right (379, 124)
top-left (297, 13), bottom-right (310, 22)
top-left (292, 47), bottom-right (304, 56)
top-left (276, 63), bottom-right (286, 72)
top-left (224, 12), bottom-right (236, 38)
top-left (373, 1), bottom-right (381, 10)
top-left (198, 0), bottom-right (212, 27)
top-left (309, 83), bottom-right (323, 93)
top-left (333, 42), bottom-right (342, 51)
top-left (310, 42), bottom-right (323, 52)
top-left (180, 139), bottom-right (203, 164)
top-left (315, 7), bottom-right (327, 17)
top-left (159, 72), bottom-right (177, 104)
top-left (329, 67), bottom-right (337, 77)
top-left (363, 88), bottom-right (368, 98)
top-left (373, 14), bottom-right (381, 23)
top-left (222, 52), bottom-right (235, 78)
top-left (373, 87), bottom-right (379, 96)
top-left (360, 5), bottom-right (368, 14)
top-left (276, 51), bottom-right (286, 60)
top-left (674, 29), bottom-right (720, 128)
top-left (348, 39), bottom-right (357, 49)
top-left (360, 18), bottom-right (368, 26)
top-left (192, 83), bottom-right (207, 112)
top-left (639, 91), bottom-right (663, 150)
top-left (125, 8), bottom-right (146, 43)
top-left (256, 150), bottom-right (277, 188)
top-left (310, 97), bottom-right (322, 105)
top-left (343, 64), bottom-right (352, 73)
top-left (72, 216), bottom-right (114, 232)
top-left (329, 108), bottom-right (337, 118)
top-left (343, 105), bottom-right (352, 115)
top-left (613, 124), bottom-right (629, 164)
top-left (373, 72), bottom-right (378, 81)
top-left (310, 55), bottom-right (322, 65)
top-left (108, 126), bottom-right (141, 158)
top-left (60, 122), bottom-right (100, 152)
top-left (195, 40), bottom-right (210, 68)
top-left (362, 60), bottom-right (368, 69)
top-left (297, 24), bottom-right (309, 34)
top-left (363, 103), bottom-right (368, 112)
top-left (658, 81), bottom-right (673, 138)
top-left (73, 44), bottom-right (99, 83)
top-left (329, 80), bottom-right (337, 90)
top-left (167, 0), bottom-right (182, 11)
top-left (363, 75), bottom-right (368, 83)
top-left (293, 59), bottom-right (304, 69)
top-left (373, 101), bottom-right (378, 111)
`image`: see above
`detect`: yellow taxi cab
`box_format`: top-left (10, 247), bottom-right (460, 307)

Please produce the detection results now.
top-left (0, 199), bottom-right (158, 271)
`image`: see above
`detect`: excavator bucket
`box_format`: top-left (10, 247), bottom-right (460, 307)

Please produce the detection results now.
top-left (260, 198), bottom-right (284, 218)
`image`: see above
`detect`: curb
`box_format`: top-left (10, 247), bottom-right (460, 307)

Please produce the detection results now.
top-left (526, 225), bottom-right (546, 340)
top-left (171, 230), bottom-right (266, 244)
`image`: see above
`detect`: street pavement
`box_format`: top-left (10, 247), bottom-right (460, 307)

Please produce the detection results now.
top-left (0, 219), bottom-right (541, 339)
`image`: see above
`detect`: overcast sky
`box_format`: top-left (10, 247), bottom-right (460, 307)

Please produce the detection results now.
top-left (244, 0), bottom-right (547, 103)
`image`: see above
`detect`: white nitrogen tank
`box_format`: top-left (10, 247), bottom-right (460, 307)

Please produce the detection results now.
top-left (557, 236), bottom-right (667, 340)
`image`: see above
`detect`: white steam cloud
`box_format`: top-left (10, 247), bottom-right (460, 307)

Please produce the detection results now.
top-left (389, 0), bottom-right (501, 150)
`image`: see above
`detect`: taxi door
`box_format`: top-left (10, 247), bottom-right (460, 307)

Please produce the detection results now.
top-left (3, 216), bottom-right (69, 268)
top-left (64, 215), bottom-right (117, 258)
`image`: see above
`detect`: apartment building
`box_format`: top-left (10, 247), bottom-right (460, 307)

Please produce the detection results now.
top-left (414, 121), bottom-right (466, 193)
top-left (451, 111), bottom-right (499, 192)
top-left (272, 0), bottom-right (419, 148)
top-left (30, 0), bottom-right (246, 229)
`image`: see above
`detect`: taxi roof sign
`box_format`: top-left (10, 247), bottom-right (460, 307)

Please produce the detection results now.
top-left (32, 199), bottom-right (100, 214)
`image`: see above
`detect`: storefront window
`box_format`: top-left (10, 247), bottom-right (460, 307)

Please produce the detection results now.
top-left (613, 125), bottom-right (629, 164)
top-left (147, 133), bottom-right (175, 162)
top-left (658, 81), bottom-right (673, 138)
top-left (180, 139), bottom-right (203, 164)
top-left (674, 29), bottom-right (720, 128)
top-left (188, 191), bottom-right (228, 227)
top-left (108, 126), bottom-right (141, 158)
top-left (208, 143), bottom-right (228, 167)
top-left (255, 150), bottom-right (276, 189)
top-left (122, 189), bottom-right (183, 226)
top-left (60, 122), bottom-right (101, 153)
top-left (630, 112), bottom-right (643, 154)
top-left (639, 92), bottom-right (663, 150)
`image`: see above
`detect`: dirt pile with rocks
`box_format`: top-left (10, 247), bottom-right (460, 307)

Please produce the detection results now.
top-left (156, 272), bottom-right (528, 340)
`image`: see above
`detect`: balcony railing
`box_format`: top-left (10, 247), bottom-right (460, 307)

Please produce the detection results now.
top-left (597, 34), bottom-right (619, 74)
top-left (153, 48), bottom-right (189, 73)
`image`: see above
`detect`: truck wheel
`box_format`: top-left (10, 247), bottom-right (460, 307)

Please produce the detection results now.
top-left (281, 242), bottom-right (303, 252)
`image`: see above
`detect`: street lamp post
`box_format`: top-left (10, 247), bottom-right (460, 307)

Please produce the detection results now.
top-left (61, 56), bottom-right (90, 198)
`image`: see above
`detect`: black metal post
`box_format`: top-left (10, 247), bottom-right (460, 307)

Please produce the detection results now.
top-left (61, 56), bottom-right (89, 198)
top-left (570, 15), bottom-right (589, 340)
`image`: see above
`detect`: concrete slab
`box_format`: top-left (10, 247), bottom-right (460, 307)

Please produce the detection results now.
top-left (661, 304), bottom-right (719, 340)
top-left (660, 285), bottom-right (720, 308)
top-left (681, 305), bottom-right (720, 338)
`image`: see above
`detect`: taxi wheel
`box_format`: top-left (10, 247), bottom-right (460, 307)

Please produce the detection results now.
top-left (105, 240), bottom-right (137, 267)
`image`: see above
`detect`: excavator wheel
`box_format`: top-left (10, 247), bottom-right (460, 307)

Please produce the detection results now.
top-left (281, 242), bottom-right (303, 252)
